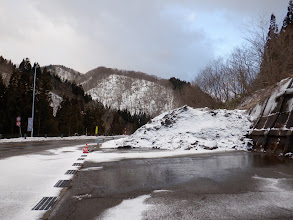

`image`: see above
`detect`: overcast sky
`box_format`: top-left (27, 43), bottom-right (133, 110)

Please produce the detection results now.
top-left (0, 0), bottom-right (290, 81)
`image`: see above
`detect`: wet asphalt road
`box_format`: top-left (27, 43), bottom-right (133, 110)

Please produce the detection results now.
top-left (0, 137), bottom-right (120, 159)
top-left (48, 150), bottom-right (293, 220)
top-left (0, 139), bottom-right (95, 159)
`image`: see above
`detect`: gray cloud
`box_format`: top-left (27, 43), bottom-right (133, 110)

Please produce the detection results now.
top-left (0, 0), bottom-right (290, 81)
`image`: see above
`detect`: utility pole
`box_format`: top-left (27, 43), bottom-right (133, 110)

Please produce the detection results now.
top-left (31, 64), bottom-right (38, 137)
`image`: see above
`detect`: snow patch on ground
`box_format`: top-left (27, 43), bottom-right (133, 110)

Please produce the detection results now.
top-left (0, 145), bottom-right (83, 220)
top-left (80, 166), bottom-right (103, 171)
top-left (101, 106), bottom-right (253, 151)
top-left (252, 175), bottom-right (287, 192)
top-left (152, 190), bottom-right (172, 193)
top-left (99, 195), bottom-right (152, 220)
top-left (73, 194), bottom-right (92, 201)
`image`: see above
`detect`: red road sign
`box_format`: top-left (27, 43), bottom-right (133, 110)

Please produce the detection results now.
top-left (16, 116), bottom-right (21, 122)
top-left (16, 121), bottom-right (21, 127)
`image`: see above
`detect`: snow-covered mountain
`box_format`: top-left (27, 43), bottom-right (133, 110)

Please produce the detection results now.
top-left (86, 74), bottom-right (174, 116)
top-left (47, 65), bottom-right (217, 116)
top-left (46, 65), bottom-right (81, 82)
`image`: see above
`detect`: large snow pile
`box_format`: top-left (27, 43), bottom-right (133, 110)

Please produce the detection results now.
top-left (102, 106), bottom-right (253, 151)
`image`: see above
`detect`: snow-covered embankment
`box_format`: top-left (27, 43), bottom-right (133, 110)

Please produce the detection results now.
top-left (102, 106), bottom-right (253, 152)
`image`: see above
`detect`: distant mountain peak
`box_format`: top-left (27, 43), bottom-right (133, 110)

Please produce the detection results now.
top-left (45, 65), bottom-right (82, 82)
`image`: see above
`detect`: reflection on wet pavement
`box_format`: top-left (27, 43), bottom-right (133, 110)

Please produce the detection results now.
top-left (50, 151), bottom-right (293, 220)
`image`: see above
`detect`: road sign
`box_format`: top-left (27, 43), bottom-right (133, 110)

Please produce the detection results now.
top-left (16, 116), bottom-right (21, 122)
top-left (27, 118), bottom-right (33, 131)
top-left (16, 121), bottom-right (21, 127)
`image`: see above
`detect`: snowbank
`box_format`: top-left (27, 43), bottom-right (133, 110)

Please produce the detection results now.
top-left (100, 195), bottom-right (152, 220)
top-left (101, 106), bottom-right (253, 151)
top-left (0, 145), bottom-right (83, 220)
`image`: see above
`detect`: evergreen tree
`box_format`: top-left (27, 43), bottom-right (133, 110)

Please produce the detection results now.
top-left (169, 77), bottom-right (190, 90)
top-left (0, 76), bottom-right (7, 134)
top-left (83, 103), bottom-right (105, 135)
top-left (110, 112), bottom-right (124, 135)
top-left (19, 58), bottom-right (32, 73)
top-left (56, 97), bottom-right (72, 136)
top-left (267, 14), bottom-right (279, 41)
top-left (70, 98), bottom-right (84, 135)
top-left (0, 56), bottom-right (151, 137)
top-left (6, 70), bottom-right (21, 137)
top-left (84, 108), bottom-right (95, 135)
top-left (34, 66), bottom-right (57, 136)
top-left (282, 0), bottom-right (293, 31)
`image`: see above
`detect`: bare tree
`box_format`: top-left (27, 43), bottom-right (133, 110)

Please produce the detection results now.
top-left (243, 15), bottom-right (269, 72)
top-left (194, 45), bottom-right (258, 103)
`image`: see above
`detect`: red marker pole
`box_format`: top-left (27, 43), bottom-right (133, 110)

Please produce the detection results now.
top-left (124, 128), bottom-right (126, 136)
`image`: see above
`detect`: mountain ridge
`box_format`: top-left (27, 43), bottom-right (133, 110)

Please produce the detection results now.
top-left (46, 65), bottom-right (218, 116)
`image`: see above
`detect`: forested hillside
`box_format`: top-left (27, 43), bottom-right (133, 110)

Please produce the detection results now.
top-left (47, 66), bottom-right (219, 116)
top-left (194, 0), bottom-right (293, 109)
top-left (0, 58), bottom-right (150, 138)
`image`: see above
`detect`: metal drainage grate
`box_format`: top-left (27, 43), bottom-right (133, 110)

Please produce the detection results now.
top-left (54, 180), bottom-right (71, 187)
top-left (65, 170), bottom-right (77, 175)
top-left (72, 163), bottom-right (82, 166)
top-left (80, 155), bottom-right (87, 157)
top-left (77, 158), bottom-right (85, 160)
top-left (32, 197), bottom-right (58, 210)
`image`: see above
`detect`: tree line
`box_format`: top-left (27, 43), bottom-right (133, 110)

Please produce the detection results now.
top-left (0, 58), bottom-right (150, 138)
top-left (194, 0), bottom-right (293, 108)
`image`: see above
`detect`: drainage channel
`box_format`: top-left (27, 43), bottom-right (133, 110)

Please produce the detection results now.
top-left (65, 170), bottom-right (78, 175)
top-left (54, 180), bottom-right (71, 188)
top-left (32, 197), bottom-right (59, 211)
top-left (31, 145), bottom-right (90, 211)
top-left (72, 163), bottom-right (83, 166)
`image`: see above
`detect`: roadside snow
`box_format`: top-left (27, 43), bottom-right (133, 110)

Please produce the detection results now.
top-left (100, 195), bottom-right (152, 220)
top-left (0, 145), bottom-right (84, 220)
top-left (101, 106), bottom-right (253, 151)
